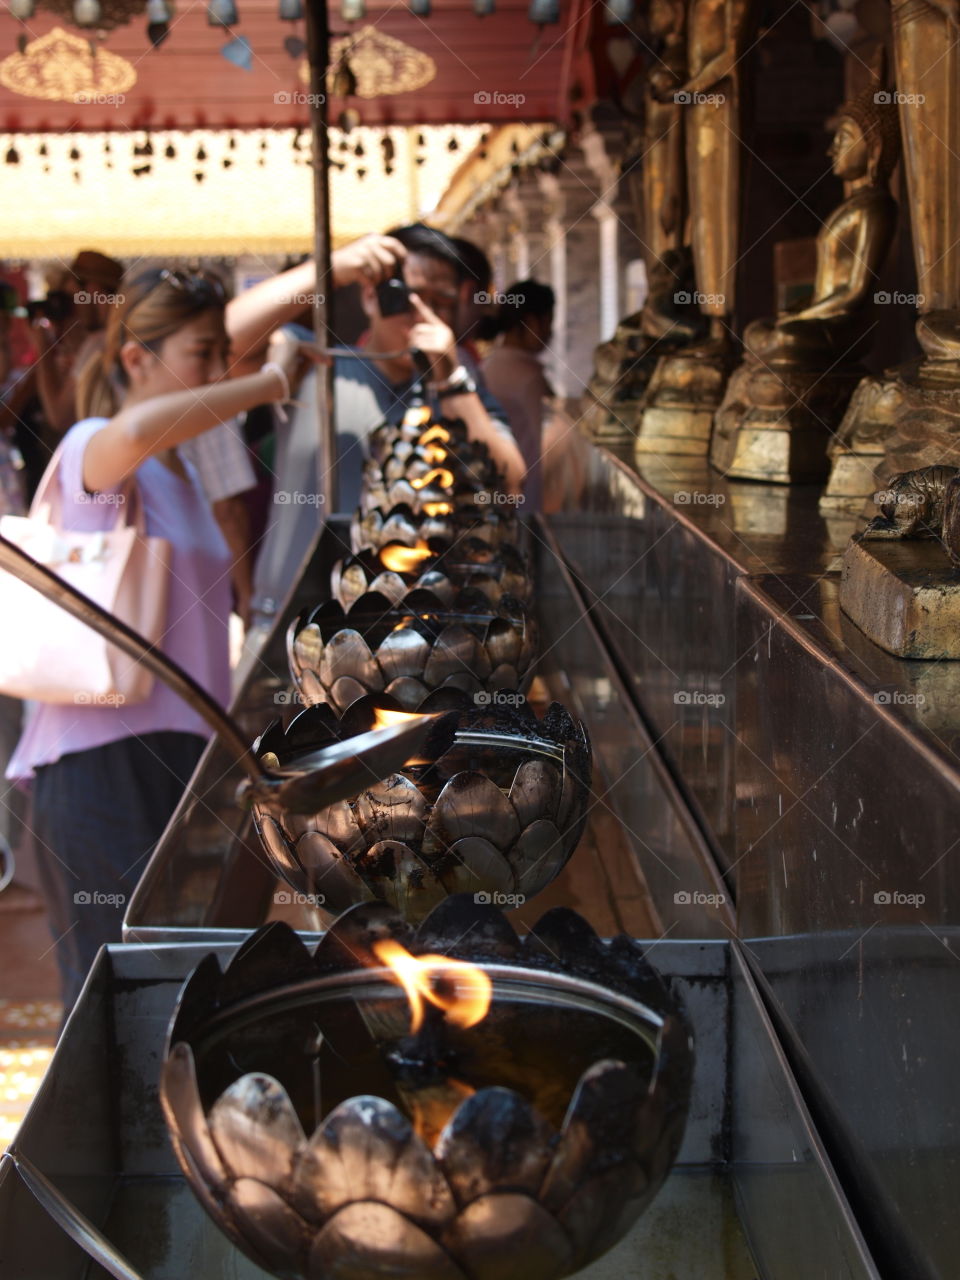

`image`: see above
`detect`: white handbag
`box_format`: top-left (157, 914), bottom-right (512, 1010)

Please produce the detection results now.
top-left (0, 441), bottom-right (172, 705)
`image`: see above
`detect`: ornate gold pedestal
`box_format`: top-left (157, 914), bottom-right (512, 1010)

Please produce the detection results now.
top-left (710, 360), bottom-right (861, 483)
top-left (840, 534), bottom-right (960, 658)
top-left (635, 349), bottom-right (731, 455)
top-left (821, 374), bottom-right (905, 513)
top-left (874, 369), bottom-right (960, 485)
top-left (581, 385), bottom-right (643, 445)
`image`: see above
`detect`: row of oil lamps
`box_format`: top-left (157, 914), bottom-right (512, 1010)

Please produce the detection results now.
top-left (250, 407), bottom-right (585, 920)
top-left (161, 406), bottom-right (693, 1280)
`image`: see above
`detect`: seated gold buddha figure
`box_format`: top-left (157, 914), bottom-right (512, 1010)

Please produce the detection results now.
top-left (744, 87), bottom-right (899, 370)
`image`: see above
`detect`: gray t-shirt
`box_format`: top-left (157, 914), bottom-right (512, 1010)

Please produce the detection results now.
top-left (333, 348), bottom-right (515, 512)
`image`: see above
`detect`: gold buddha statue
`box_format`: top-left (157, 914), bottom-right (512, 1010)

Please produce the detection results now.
top-left (891, 0), bottom-right (960, 376)
top-left (742, 90), bottom-right (900, 368)
top-left (711, 87), bottom-right (900, 482)
top-left (633, 0), bottom-right (756, 453)
top-left (584, 0), bottom-right (707, 443)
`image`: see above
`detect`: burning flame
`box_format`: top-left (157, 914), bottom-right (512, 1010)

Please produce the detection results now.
top-left (373, 939), bottom-right (493, 1033)
top-left (410, 468), bottom-right (455, 491)
top-left (422, 501), bottom-right (454, 517)
top-left (405, 406), bottom-right (432, 428)
top-left (379, 543), bottom-right (434, 574)
top-left (424, 444), bottom-right (449, 464)
top-left (420, 425), bottom-right (450, 445)
top-left (371, 707), bottom-right (426, 729)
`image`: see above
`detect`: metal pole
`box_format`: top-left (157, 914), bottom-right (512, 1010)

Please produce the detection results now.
top-left (305, 0), bottom-right (337, 512)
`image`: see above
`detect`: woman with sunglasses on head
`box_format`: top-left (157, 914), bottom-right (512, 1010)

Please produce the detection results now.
top-left (6, 266), bottom-right (316, 1016)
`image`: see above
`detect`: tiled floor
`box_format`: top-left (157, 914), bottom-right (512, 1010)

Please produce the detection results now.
top-left (0, 883), bottom-right (62, 1152)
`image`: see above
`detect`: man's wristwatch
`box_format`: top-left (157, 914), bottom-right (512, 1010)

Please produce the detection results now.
top-left (430, 364), bottom-right (477, 398)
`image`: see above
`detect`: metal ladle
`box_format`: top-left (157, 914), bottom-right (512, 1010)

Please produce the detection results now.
top-left (0, 533), bottom-right (440, 815)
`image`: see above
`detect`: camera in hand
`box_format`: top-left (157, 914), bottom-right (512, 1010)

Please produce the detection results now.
top-left (376, 274), bottom-right (412, 317)
top-left (25, 291), bottom-right (74, 324)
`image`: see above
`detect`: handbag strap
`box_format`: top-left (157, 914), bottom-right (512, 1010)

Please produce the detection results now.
top-left (30, 429), bottom-right (148, 538)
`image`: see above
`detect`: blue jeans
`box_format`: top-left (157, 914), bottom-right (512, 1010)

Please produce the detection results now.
top-left (32, 730), bottom-right (205, 1012)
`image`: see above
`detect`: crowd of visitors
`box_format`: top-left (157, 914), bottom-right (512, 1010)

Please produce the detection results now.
top-left (0, 225), bottom-right (575, 1016)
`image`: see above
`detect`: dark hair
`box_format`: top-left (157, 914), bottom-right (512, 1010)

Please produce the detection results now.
top-left (450, 237), bottom-right (492, 290)
top-left (76, 266), bottom-right (226, 419)
top-left (477, 278), bottom-right (555, 341)
top-left (386, 223), bottom-right (467, 281)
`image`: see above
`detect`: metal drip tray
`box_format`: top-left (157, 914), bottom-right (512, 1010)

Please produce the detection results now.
top-left (0, 939), bottom-right (877, 1279)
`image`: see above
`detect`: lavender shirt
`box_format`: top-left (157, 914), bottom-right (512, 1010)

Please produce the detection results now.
top-left (7, 417), bottom-right (233, 782)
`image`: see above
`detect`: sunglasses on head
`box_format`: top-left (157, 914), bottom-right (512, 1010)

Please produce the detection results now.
top-left (155, 268), bottom-right (227, 305)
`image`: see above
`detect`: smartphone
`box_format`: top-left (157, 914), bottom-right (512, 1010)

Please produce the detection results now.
top-left (376, 275), bottom-right (412, 317)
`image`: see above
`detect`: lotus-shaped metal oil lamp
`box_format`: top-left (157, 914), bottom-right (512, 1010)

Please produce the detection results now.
top-left (351, 501), bottom-right (520, 555)
top-left (161, 898), bottom-right (694, 1280)
top-left (331, 539), bottom-right (534, 611)
top-left (252, 694), bottom-right (591, 920)
top-left (287, 587), bottom-right (537, 712)
top-left (367, 416), bottom-right (480, 467)
top-left (361, 429), bottom-right (502, 508)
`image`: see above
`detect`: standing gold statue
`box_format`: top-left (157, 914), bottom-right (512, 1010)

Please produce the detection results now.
top-left (855, 0), bottom-right (960, 501)
top-left (681, 0), bottom-right (753, 349)
top-left (645, 0), bottom-right (688, 263)
top-left (585, 0), bottom-right (707, 445)
top-left (892, 0), bottom-right (960, 377)
top-left (635, 0), bottom-right (756, 454)
top-left (712, 87), bottom-right (900, 482)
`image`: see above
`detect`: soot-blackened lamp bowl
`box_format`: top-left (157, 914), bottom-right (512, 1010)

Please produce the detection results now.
top-left (251, 694), bottom-right (591, 921)
top-left (351, 501), bottom-right (520, 556)
top-left (286, 587), bottom-right (537, 712)
top-left (161, 898), bottom-right (694, 1280)
top-left (330, 540), bottom-right (533, 612)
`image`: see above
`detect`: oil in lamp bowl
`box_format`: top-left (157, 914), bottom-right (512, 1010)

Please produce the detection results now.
top-left (251, 694), bottom-right (591, 921)
top-left (331, 539), bottom-right (534, 612)
top-left (286, 586), bottom-right (538, 713)
top-left (351, 500), bottom-right (520, 556)
top-left (160, 899), bottom-right (694, 1280)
